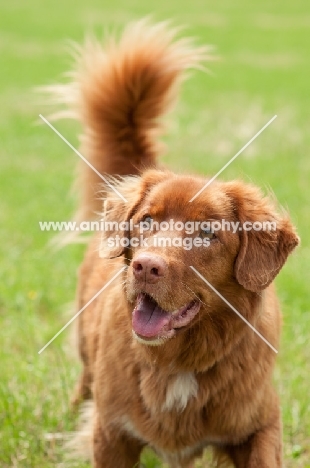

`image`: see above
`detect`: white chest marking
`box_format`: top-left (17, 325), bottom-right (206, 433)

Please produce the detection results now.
top-left (162, 372), bottom-right (198, 412)
top-left (118, 415), bottom-right (144, 442)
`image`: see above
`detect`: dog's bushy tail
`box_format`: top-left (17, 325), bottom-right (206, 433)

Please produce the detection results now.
top-left (44, 20), bottom-right (209, 221)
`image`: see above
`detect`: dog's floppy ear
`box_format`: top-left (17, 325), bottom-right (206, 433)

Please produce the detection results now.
top-left (99, 176), bottom-right (142, 259)
top-left (99, 170), bottom-right (171, 258)
top-left (226, 182), bottom-right (299, 292)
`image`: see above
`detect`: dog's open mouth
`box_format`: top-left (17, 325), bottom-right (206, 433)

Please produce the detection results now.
top-left (132, 293), bottom-right (201, 343)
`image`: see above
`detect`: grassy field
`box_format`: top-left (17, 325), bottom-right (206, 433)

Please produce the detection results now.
top-left (0, 0), bottom-right (309, 466)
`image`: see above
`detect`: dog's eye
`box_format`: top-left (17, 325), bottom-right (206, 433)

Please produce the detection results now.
top-left (142, 215), bottom-right (153, 226)
top-left (200, 229), bottom-right (216, 240)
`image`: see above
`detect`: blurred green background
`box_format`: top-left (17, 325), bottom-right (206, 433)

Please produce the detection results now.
top-left (0, 0), bottom-right (309, 467)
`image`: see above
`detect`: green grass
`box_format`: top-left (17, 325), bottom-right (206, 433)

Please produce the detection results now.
top-left (1, 0), bottom-right (309, 466)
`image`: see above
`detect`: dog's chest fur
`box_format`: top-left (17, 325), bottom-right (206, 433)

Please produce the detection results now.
top-left (120, 369), bottom-right (228, 465)
top-left (139, 367), bottom-right (198, 413)
top-left (163, 372), bottom-right (199, 411)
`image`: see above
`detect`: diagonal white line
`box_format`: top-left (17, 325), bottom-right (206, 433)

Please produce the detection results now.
top-left (189, 115), bottom-right (277, 202)
top-left (190, 266), bottom-right (278, 354)
top-left (39, 114), bottom-right (128, 203)
top-left (38, 266), bottom-right (126, 354)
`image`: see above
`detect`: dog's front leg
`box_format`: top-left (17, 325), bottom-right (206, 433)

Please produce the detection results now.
top-left (93, 416), bottom-right (144, 468)
top-left (225, 408), bottom-right (282, 467)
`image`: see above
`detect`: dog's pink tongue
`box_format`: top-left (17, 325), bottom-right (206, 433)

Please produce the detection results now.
top-left (132, 294), bottom-right (171, 338)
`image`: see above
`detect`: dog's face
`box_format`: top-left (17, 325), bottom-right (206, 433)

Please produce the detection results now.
top-left (101, 170), bottom-right (299, 350)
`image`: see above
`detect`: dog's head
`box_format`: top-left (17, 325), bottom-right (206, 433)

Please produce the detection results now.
top-left (100, 170), bottom-right (299, 358)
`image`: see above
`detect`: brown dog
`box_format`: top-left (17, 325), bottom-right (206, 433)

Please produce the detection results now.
top-left (51, 21), bottom-right (299, 468)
